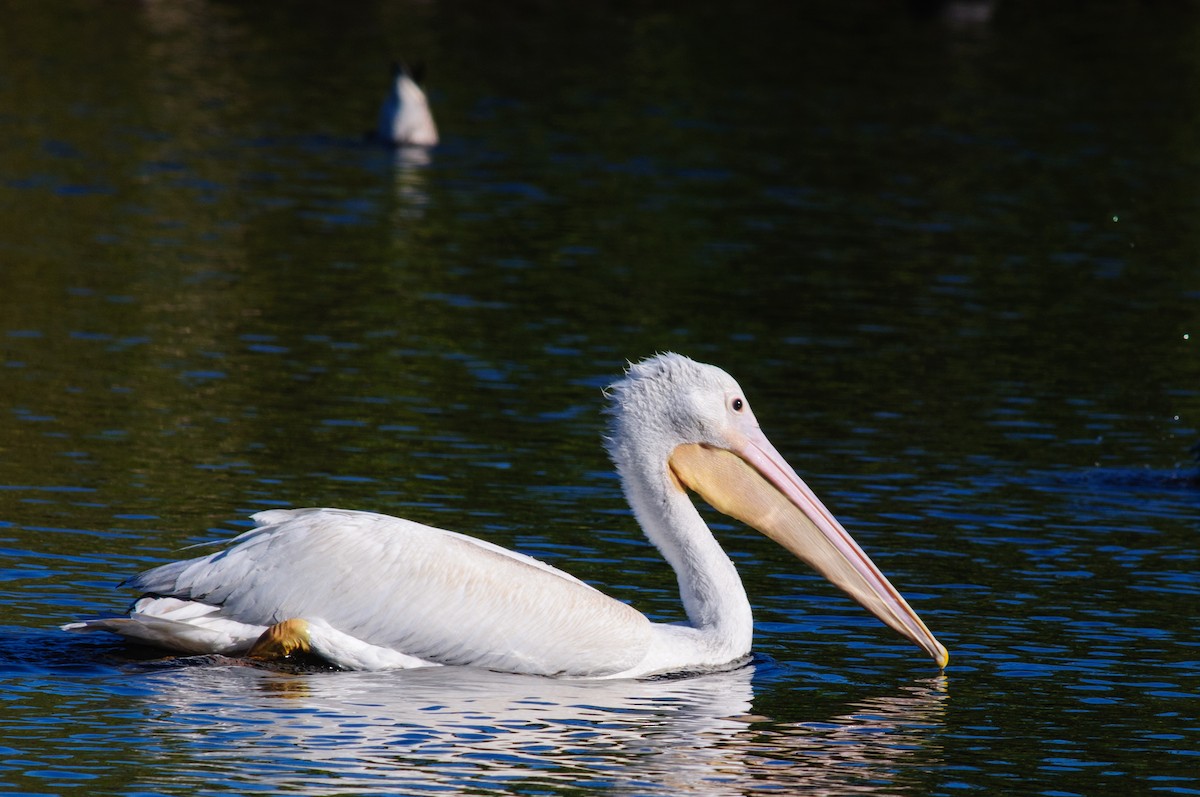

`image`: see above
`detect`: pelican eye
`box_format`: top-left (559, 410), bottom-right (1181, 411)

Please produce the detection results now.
top-left (731, 397), bottom-right (744, 412)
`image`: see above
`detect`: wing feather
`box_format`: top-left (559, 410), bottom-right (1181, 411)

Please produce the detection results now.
top-left (126, 508), bottom-right (651, 676)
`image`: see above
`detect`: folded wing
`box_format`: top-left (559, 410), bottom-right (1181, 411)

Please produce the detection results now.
top-left (123, 508), bottom-right (652, 676)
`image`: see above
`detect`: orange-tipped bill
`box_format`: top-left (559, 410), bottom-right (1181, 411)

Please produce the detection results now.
top-left (669, 430), bottom-right (949, 668)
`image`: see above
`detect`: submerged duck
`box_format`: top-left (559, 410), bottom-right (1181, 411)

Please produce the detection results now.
top-left (376, 61), bottom-right (438, 147)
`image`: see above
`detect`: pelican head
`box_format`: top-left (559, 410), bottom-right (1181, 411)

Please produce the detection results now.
top-left (606, 353), bottom-right (948, 668)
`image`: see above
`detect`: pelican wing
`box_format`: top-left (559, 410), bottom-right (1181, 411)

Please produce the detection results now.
top-left (128, 508), bottom-right (652, 676)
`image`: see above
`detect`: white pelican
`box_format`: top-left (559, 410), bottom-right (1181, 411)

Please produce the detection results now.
top-left (64, 354), bottom-right (948, 676)
top-left (376, 61), bottom-right (438, 147)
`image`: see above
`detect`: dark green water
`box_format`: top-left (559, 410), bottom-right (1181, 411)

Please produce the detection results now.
top-left (1, 1), bottom-right (1197, 794)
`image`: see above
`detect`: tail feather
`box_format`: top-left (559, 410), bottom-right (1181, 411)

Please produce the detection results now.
top-left (62, 597), bottom-right (266, 655)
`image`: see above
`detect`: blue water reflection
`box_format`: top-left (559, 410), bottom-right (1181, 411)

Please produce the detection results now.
top-left (40, 661), bottom-right (948, 796)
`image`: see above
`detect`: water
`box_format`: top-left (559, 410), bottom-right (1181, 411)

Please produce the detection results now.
top-left (1, 0), bottom-right (1198, 793)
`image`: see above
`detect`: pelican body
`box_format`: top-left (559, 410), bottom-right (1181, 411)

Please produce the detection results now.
top-left (64, 354), bottom-right (948, 677)
top-left (377, 62), bottom-right (438, 147)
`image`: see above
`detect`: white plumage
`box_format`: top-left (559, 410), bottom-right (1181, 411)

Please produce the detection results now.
top-left (65, 354), bottom-right (947, 677)
top-left (377, 62), bottom-right (438, 147)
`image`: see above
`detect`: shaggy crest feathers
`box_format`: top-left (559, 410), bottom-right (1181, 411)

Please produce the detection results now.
top-left (603, 353), bottom-right (736, 467)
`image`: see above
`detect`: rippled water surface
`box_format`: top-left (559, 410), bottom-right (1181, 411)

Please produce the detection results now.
top-left (2, 1), bottom-right (1198, 794)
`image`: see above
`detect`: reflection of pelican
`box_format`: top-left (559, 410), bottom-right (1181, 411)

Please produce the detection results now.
top-left (65, 354), bottom-right (947, 676)
top-left (137, 665), bottom-right (759, 795)
top-left (129, 665), bottom-right (948, 795)
top-left (376, 62), bottom-right (438, 147)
